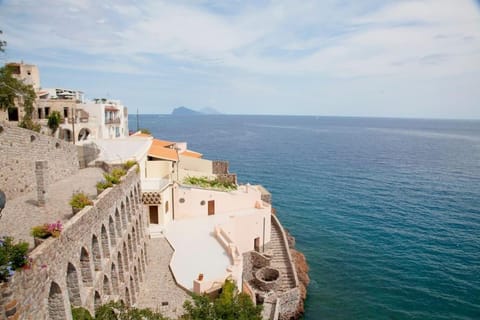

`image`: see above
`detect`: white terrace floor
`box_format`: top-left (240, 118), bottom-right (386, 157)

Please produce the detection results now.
top-left (161, 208), bottom-right (264, 292)
top-left (164, 214), bottom-right (231, 292)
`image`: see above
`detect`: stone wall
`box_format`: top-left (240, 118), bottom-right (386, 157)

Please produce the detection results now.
top-left (212, 160), bottom-right (229, 175)
top-left (0, 121), bottom-right (79, 200)
top-left (77, 143), bottom-right (100, 169)
top-left (0, 167), bottom-right (149, 319)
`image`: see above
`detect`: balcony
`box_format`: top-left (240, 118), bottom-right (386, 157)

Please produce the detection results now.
top-left (105, 118), bottom-right (121, 125)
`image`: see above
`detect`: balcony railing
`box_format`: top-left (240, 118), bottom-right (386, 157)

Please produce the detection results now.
top-left (105, 118), bottom-right (121, 125)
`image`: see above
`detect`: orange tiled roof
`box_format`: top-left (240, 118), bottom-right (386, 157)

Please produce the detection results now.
top-left (181, 150), bottom-right (203, 158)
top-left (148, 139), bottom-right (178, 161)
top-left (151, 139), bottom-right (175, 148)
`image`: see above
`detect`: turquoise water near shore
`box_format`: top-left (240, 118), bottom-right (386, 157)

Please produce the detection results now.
top-left (133, 115), bottom-right (480, 319)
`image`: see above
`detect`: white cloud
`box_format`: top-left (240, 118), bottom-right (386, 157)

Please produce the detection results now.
top-left (1, 0), bottom-right (479, 117)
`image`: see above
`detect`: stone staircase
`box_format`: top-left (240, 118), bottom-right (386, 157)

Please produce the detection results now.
top-left (267, 216), bottom-right (296, 292)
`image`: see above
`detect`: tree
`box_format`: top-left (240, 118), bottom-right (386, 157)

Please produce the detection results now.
top-left (0, 31), bottom-right (39, 131)
top-left (182, 280), bottom-right (262, 320)
top-left (47, 110), bottom-right (62, 135)
top-left (0, 30), bottom-right (6, 53)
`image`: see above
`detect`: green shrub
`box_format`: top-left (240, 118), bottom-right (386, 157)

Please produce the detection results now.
top-left (123, 160), bottom-right (137, 170)
top-left (69, 192), bottom-right (93, 209)
top-left (111, 168), bottom-right (126, 178)
top-left (182, 279), bottom-right (262, 320)
top-left (183, 176), bottom-right (237, 191)
top-left (0, 237), bottom-right (29, 282)
top-left (72, 307), bottom-right (93, 320)
top-left (31, 225), bottom-right (50, 239)
top-left (104, 173), bottom-right (120, 185)
top-left (96, 180), bottom-right (113, 192)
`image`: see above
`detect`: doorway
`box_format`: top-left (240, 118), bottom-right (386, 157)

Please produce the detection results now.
top-left (254, 237), bottom-right (260, 252)
top-left (149, 206), bottom-right (159, 224)
top-left (208, 200), bottom-right (215, 216)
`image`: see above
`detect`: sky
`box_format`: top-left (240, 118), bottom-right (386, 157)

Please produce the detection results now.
top-left (1, 0), bottom-right (479, 118)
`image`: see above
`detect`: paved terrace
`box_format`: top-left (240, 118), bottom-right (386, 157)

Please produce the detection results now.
top-left (0, 167), bottom-right (103, 246)
top-left (136, 238), bottom-right (191, 318)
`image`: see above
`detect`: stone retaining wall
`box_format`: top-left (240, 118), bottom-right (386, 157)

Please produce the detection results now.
top-left (0, 167), bottom-right (149, 319)
top-left (0, 121), bottom-right (79, 200)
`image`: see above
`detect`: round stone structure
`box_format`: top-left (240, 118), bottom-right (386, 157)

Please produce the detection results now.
top-left (254, 267), bottom-right (280, 291)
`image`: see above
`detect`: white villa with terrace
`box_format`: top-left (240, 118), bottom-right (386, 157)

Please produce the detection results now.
top-left (91, 131), bottom-right (273, 295)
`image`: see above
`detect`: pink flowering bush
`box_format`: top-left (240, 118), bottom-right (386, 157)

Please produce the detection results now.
top-left (31, 221), bottom-right (63, 239)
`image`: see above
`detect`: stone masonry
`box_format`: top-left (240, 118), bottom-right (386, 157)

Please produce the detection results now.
top-left (0, 122), bottom-right (79, 200)
top-left (0, 167), bottom-right (149, 319)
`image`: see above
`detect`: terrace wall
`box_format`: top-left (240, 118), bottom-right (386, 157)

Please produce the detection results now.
top-left (0, 121), bottom-right (79, 200)
top-left (0, 167), bottom-right (149, 319)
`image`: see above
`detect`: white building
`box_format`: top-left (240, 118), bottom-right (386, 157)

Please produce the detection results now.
top-left (82, 99), bottom-right (129, 140)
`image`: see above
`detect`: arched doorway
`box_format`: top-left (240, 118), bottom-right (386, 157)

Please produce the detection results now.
top-left (78, 128), bottom-right (90, 141)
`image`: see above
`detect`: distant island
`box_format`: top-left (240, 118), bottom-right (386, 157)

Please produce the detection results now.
top-left (171, 106), bottom-right (222, 116)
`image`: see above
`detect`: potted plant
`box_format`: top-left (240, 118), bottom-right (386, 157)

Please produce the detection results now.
top-left (69, 191), bottom-right (93, 214)
top-left (30, 221), bottom-right (62, 247)
top-left (96, 180), bottom-right (112, 195)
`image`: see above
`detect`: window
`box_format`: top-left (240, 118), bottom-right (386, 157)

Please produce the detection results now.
top-left (64, 107), bottom-right (68, 118)
top-left (45, 107), bottom-right (50, 117)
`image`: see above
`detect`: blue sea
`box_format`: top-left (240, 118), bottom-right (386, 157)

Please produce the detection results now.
top-left (132, 115), bottom-right (480, 320)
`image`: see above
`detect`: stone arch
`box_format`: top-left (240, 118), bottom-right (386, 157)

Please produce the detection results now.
top-left (134, 266), bottom-right (140, 292)
top-left (80, 247), bottom-right (93, 286)
top-left (94, 291), bottom-right (101, 313)
top-left (132, 225), bottom-right (139, 248)
top-left (130, 276), bottom-right (136, 304)
top-left (139, 214), bottom-right (145, 239)
top-left (127, 234), bottom-right (133, 260)
top-left (117, 252), bottom-right (125, 283)
top-left (111, 263), bottom-right (119, 293)
top-left (137, 258), bottom-right (143, 282)
top-left (135, 221), bottom-right (140, 247)
top-left (140, 249), bottom-right (146, 274)
top-left (115, 208), bottom-right (122, 236)
top-left (133, 186), bottom-right (138, 207)
top-left (130, 191), bottom-right (135, 214)
top-left (109, 216), bottom-right (117, 247)
top-left (103, 275), bottom-right (111, 295)
top-left (121, 202), bottom-right (127, 227)
top-left (78, 128), bottom-right (91, 141)
top-left (101, 225), bottom-right (110, 258)
top-left (126, 196), bottom-right (132, 218)
top-left (125, 287), bottom-right (131, 306)
top-left (92, 234), bottom-right (102, 271)
top-left (66, 262), bottom-right (81, 307)
top-left (137, 183), bottom-right (141, 201)
top-left (48, 282), bottom-right (66, 320)
top-left (144, 242), bottom-right (148, 263)
top-left (123, 242), bottom-right (129, 272)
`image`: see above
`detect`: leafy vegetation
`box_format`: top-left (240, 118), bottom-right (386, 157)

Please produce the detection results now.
top-left (181, 279), bottom-right (262, 320)
top-left (0, 237), bottom-right (29, 282)
top-left (31, 221), bottom-right (63, 239)
top-left (0, 33), bottom-right (39, 131)
top-left (96, 180), bottom-right (113, 194)
top-left (183, 176), bottom-right (237, 191)
top-left (72, 307), bottom-right (94, 320)
top-left (47, 110), bottom-right (62, 135)
top-left (123, 160), bottom-right (137, 171)
top-left (94, 301), bottom-right (169, 320)
top-left (139, 128), bottom-right (151, 135)
top-left (69, 192), bottom-right (93, 210)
